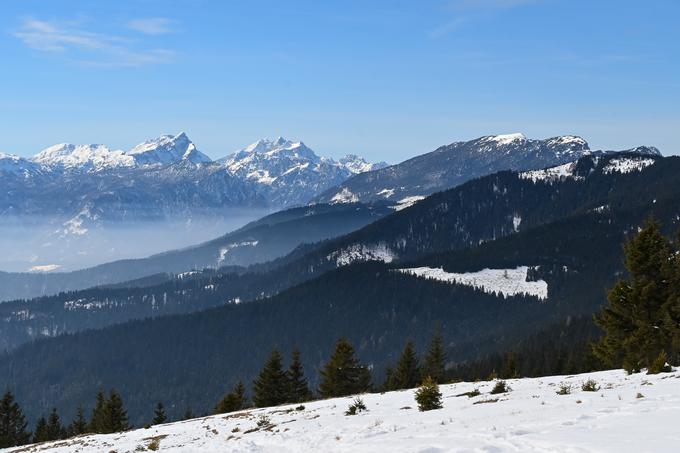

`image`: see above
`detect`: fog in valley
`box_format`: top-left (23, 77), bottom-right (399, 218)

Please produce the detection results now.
top-left (0, 209), bottom-right (270, 273)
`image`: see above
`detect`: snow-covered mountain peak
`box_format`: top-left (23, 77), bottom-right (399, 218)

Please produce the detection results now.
top-left (32, 143), bottom-right (135, 170)
top-left (339, 154), bottom-right (388, 174)
top-left (128, 132), bottom-right (211, 166)
top-left (546, 135), bottom-right (588, 148)
top-left (482, 133), bottom-right (527, 145)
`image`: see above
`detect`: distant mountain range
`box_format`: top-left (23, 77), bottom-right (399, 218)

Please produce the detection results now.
top-left (0, 133), bottom-right (385, 231)
top-left (1, 150), bottom-right (675, 425)
top-left (315, 133), bottom-right (660, 204)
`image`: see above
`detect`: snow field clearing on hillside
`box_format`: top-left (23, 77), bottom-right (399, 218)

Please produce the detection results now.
top-left (397, 266), bottom-right (548, 300)
top-left (10, 368), bottom-right (680, 452)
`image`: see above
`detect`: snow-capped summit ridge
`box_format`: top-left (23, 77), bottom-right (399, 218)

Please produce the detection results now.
top-left (127, 132), bottom-right (211, 166)
top-left (32, 143), bottom-right (135, 170)
top-left (482, 132), bottom-right (527, 145)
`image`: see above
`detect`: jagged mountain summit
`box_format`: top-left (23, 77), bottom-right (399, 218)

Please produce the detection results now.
top-left (221, 136), bottom-right (388, 206)
top-left (0, 133), bottom-right (383, 230)
top-left (315, 133), bottom-right (661, 205)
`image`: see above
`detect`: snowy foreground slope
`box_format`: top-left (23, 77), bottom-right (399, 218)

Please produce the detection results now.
top-left (7, 369), bottom-right (680, 453)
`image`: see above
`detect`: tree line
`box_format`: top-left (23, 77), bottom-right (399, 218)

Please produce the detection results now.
top-left (0, 330), bottom-right (445, 449)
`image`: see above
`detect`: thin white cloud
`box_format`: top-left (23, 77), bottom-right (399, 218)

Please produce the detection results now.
top-left (430, 0), bottom-right (542, 38)
top-left (13, 17), bottom-right (175, 67)
top-left (448, 0), bottom-right (541, 11)
top-left (127, 18), bottom-right (173, 35)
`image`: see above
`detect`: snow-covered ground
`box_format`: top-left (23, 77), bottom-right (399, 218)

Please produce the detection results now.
top-left (397, 266), bottom-right (548, 300)
top-left (8, 368), bottom-right (679, 452)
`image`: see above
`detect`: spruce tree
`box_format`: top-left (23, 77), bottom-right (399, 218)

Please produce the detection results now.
top-left (0, 391), bottom-right (30, 448)
top-left (414, 376), bottom-right (443, 411)
top-left (152, 402), bottom-right (167, 425)
top-left (183, 408), bottom-right (195, 420)
top-left (68, 406), bottom-right (88, 437)
top-left (253, 348), bottom-right (290, 407)
top-left (382, 366), bottom-right (396, 392)
top-left (319, 338), bottom-right (371, 398)
top-left (392, 340), bottom-right (421, 389)
top-left (46, 408), bottom-right (64, 441)
top-left (422, 326), bottom-right (447, 384)
top-left (287, 349), bottom-right (312, 403)
top-left (214, 381), bottom-right (247, 414)
top-left (89, 390), bottom-right (108, 434)
top-left (33, 416), bottom-right (48, 443)
top-left (106, 390), bottom-right (130, 433)
top-left (594, 219), bottom-right (673, 372)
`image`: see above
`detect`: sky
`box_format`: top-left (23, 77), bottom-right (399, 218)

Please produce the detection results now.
top-left (0, 0), bottom-right (678, 163)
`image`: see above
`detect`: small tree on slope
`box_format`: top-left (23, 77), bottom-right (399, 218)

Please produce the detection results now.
top-left (253, 348), bottom-right (290, 407)
top-left (414, 376), bottom-right (443, 411)
top-left (392, 340), bottom-right (421, 390)
top-left (319, 338), bottom-right (371, 398)
top-left (0, 391), bottom-right (30, 448)
top-left (594, 219), bottom-right (674, 373)
top-left (422, 326), bottom-right (447, 384)
top-left (152, 402), bottom-right (167, 425)
top-left (215, 381), bottom-right (247, 414)
top-left (287, 349), bottom-right (313, 403)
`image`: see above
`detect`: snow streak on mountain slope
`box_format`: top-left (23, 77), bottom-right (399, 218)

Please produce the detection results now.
top-left (11, 368), bottom-right (679, 453)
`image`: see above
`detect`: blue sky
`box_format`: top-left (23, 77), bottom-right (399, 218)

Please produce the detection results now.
top-left (0, 0), bottom-right (678, 162)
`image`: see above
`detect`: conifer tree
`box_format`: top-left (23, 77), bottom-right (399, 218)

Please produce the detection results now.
top-left (501, 352), bottom-right (520, 379)
top-left (46, 408), bottom-right (64, 441)
top-left (33, 416), bottom-right (48, 443)
top-left (414, 376), bottom-right (443, 411)
top-left (594, 219), bottom-right (673, 372)
top-left (663, 230), bottom-right (680, 364)
top-left (152, 402), bottom-right (167, 425)
top-left (253, 348), bottom-right (290, 407)
top-left (89, 390), bottom-right (108, 434)
top-left (214, 381), bottom-right (247, 414)
top-left (183, 408), bottom-right (195, 420)
top-left (392, 340), bottom-right (421, 389)
top-left (423, 326), bottom-right (447, 384)
top-left (68, 406), bottom-right (88, 437)
top-left (319, 338), bottom-right (371, 398)
top-left (0, 391), bottom-right (30, 448)
top-left (287, 349), bottom-right (312, 403)
top-left (106, 390), bottom-right (130, 433)
top-left (382, 366), bottom-right (396, 392)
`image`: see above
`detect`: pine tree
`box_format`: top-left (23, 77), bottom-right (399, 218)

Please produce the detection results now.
top-left (183, 408), bottom-right (195, 420)
top-left (253, 348), bottom-right (290, 407)
top-left (46, 408), bottom-right (64, 441)
top-left (422, 326), bottom-right (447, 384)
top-left (594, 219), bottom-right (673, 372)
top-left (106, 390), bottom-right (130, 433)
top-left (89, 390), bottom-right (108, 434)
top-left (382, 366), bottom-right (396, 391)
top-left (33, 416), bottom-right (48, 443)
top-left (287, 349), bottom-right (312, 403)
top-left (319, 338), bottom-right (371, 398)
top-left (214, 381), bottom-right (247, 414)
top-left (152, 402), bottom-right (167, 425)
top-left (392, 340), bottom-right (421, 389)
top-left (414, 376), bottom-right (443, 411)
top-left (663, 229), bottom-right (680, 364)
top-left (501, 352), bottom-right (520, 379)
top-left (0, 391), bottom-right (30, 448)
top-left (68, 406), bottom-right (88, 437)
